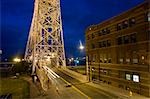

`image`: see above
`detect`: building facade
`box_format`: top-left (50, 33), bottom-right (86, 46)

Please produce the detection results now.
top-left (85, 2), bottom-right (150, 97)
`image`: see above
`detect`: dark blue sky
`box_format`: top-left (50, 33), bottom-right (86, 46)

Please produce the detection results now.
top-left (1, 0), bottom-right (144, 60)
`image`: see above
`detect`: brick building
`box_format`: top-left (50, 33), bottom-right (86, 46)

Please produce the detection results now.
top-left (85, 1), bottom-right (150, 97)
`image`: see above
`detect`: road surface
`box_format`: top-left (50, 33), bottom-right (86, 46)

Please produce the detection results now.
top-left (52, 68), bottom-right (119, 99)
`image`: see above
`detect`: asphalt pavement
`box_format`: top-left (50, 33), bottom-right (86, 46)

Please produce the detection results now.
top-left (53, 68), bottom-right (119, 99)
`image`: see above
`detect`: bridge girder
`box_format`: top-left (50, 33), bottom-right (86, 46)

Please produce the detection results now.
top-left (24, 0), bottom-right (66, 74)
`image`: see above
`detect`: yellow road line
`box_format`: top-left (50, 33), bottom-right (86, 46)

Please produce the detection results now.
top-left (60, 77), bottom-right (91, 99)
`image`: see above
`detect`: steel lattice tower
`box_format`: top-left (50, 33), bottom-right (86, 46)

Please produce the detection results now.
top-left (25, 0), bottom-right (66, 74)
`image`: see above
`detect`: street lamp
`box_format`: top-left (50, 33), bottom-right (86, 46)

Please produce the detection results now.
top-left (79, 41), bottom-right (89, 81)
top-left (13, 57), bottom-right (21, 62)
top-left (79, 40), bottom-right (84, 50)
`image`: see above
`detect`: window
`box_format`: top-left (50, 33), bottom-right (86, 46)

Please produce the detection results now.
top-left (117, 23), bottom-right (122, 30)
top-left (119, 58), bottom-right (123, 63)
top-left (92, 34), bottom-right (95, 38)
top-left (145, 13), bottom-right (148, 22)
top-left (106, 28), bottom-right (110, 34)
top-left (126, 74), bottom-right (131, 80)
top-left (117, 37), bottom-right (123, 45)
top-left (148, 12), bottom-right (150, 22)
top-left (124, 35), bottom-right (129, 44)
top-left (91, 44), bottom-right (95, 49)
top-left (133, 75), bottom-right (140, 82)
top-left (100, 58), bottom-right (103, 63)
top-left (92, 55), bottom-right (96, 62)
top-left (126, 59), bottom-right (130, 63)
top-left (129, 18), bottom-right (136, 27)
top-left (103, 41), bottom-right (107, 47)
top-left (133, 59), bottom-right (138, 64)
top-left (141, 56), bottom-right (145, 60)
top-left (102, 29), bottom-right (107, 35)
top-left (108, 82), bottom-right (111, 85)
top-left (108, 58), bottom-right (112, 63)
top-left (122, 20), bottom-right (128, 29)
top-left (98, 31), bottom-right (102, 36)
top-left (99, 42), bottom-right (102, 48)
top-left (103, 69), bottom-right (108, 74)
top-left (130, 33), bottom-right (136, 43)
top-left (104, 59), bottom-right (107, 63)
top-left (107, 40), bottom-right (111, 47)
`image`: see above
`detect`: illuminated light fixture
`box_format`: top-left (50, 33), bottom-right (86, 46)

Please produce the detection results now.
top-left (13, 58), bottom-right (21, 62)
top-left (76, 60), bottom-right (79, 64)
top-left (69, 59), bottom-right (72, 62)
top-left (79, 40), bottom-right (84, 50)
top-left (141, 56), bottom-right (144, 60)
top-left (71, 58), bottom-right (74, 60)
top-left (0, 50), bottom-right (2, 54)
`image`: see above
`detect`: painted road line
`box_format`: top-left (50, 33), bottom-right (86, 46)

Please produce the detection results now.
top-left (60, 76), bottom-right (91, 99)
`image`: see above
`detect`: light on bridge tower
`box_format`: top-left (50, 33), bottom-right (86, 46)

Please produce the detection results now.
top-left (24, 0), bottom-right (66, 74)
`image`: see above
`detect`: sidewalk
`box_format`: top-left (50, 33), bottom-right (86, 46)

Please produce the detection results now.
top-left (61, 68), bottom-right (149, 99)
top-left (22, 76), bottom-right (44, 98)
top-left (22, 76), bottom-right (59, 99)
top-left (87, 82), bottom-right (150, 99)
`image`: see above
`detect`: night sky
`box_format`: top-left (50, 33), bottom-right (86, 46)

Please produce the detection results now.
top-left (1, 0), bottom-right (144, 60)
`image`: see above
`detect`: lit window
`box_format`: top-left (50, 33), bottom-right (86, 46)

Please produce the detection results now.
top-left (126, 59), bottom-right (130, 63)
top-left (133, 59), bottom-right (138, 64)
top-left (106, 28), bottom-right (110, 34)
top-left (104, 59), bottom-right (107, 63)
top-left (117, 23), bottom-right (122, 30)
top-left (148, 12), bottom-right (150, 22)
top-left (129, 18), bottom-right (136, 27)
top-left (141, 56), bottom-right (144, 60)
top-left (126, 74), bottom-right (131, 80)
top-left (133, 75), bottom-right (140, 82)
top-left (102, 29), bottom-right (106, 35)
top-left (98, 31), bottom-right (102, 36)
top-left (119, 58), bottom-right (123, 63)
top-left (122, 20), bottom-right (128, 29)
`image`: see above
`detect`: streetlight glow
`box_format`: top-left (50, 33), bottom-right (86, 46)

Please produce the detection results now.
top-left (79, 45), bottom-right (84, 50)
top-left (13, 58), bottom-right (21, 62)
top-left (79, 40), bottom-right (84, 50)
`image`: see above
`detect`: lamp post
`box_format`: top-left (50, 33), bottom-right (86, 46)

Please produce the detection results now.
top-left (79, 41), bottom-right (89, 82)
